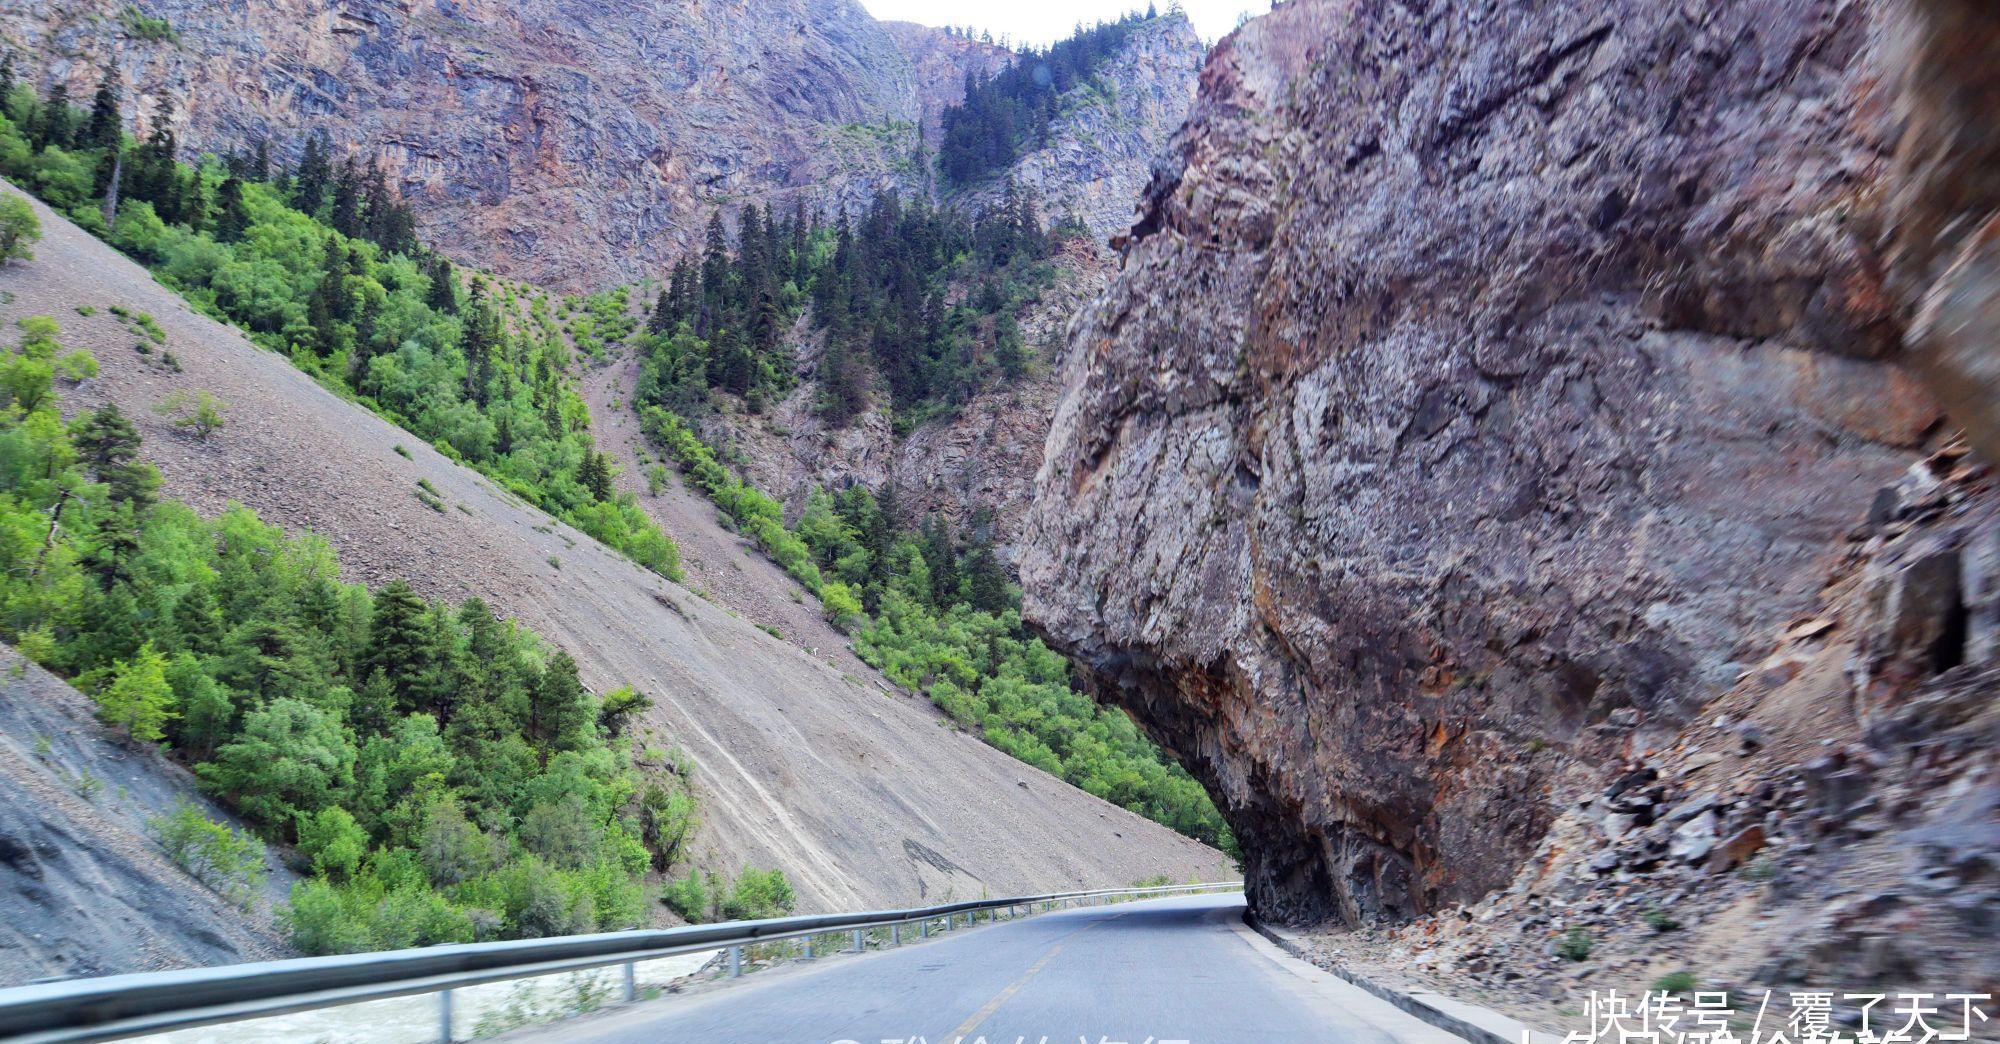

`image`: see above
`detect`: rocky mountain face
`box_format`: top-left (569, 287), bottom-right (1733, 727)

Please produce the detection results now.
top-left (0, 0), bottom-right (1008, 289)
top-left (708, 15), bottom-right (1205, 546)
top-left (0, 1), bottom-right (1202, 538)
top-left (1024, 0), bottom-right (1997, 950)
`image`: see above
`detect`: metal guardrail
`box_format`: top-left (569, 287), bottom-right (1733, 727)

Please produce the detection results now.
top-left (0, 881), bottom-right (1238, 1044)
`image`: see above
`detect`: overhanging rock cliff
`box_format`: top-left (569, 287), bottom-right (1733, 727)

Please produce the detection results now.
top-left (1024, 0), bottom-right (1951, 925)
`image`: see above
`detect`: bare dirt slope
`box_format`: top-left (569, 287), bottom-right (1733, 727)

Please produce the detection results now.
top-left (0, 647), bottom-right (296, 985)
top-left (577, 350), bottom-right (878, 684)
top-left (0, 187), bottom-right (1234, 913)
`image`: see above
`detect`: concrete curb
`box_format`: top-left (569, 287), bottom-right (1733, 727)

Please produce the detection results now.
top-left (1245, 914), bottom-right (1561, 1044)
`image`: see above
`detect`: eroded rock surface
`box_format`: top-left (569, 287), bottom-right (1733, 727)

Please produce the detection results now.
top-left (0, 0), bottom-right (1005, 288)
top-left (1025, 0), bottom-right (1952, 925)
top-left (698, 19), bottom-right (1203, 548)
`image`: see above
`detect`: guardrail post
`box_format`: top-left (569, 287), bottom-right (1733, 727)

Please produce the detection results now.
top-left (851, 928), bottom-right (864, 953)
top-left (437, 988), bottom-right (453, 1044)
top-left (728, 945), bottom-right (742, 978)
top-left (891, 923), bottom-right (901, 946)
top-left (804, 934), bottom-right (814, 959)
top-left (622, 961), bottom-right (636, 1003)
top-left (920, 917), bottom-right (929, 938)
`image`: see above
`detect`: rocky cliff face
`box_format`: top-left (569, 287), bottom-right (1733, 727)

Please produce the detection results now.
top-left (707, 18), bottom-right (1204, 545)
top-left (959, 15), bottom-right (1206, 245)
top-left (0, 0), bottom-right (1004, 289)
top-left (1023, 0), bottom-right (1975, 926)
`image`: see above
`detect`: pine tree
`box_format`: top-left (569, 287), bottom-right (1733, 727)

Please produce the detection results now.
top-left (521, 651), bottom-right (592, 764)
top-left (425, 254), bottom-right (459, 313)
top-left (541, 390), bottom-right (564, 436)
top-left (74, 404), bottom-right (158, 508)
top-left (963, 544), bottom-right (1011, 612)
top-left (580, 451), bottom-right (613, 502)
top-left (32, 82), bottom-right (74, 151)
top-left (361, 580), bottom-right (441, 715)
top-left (459, 286), bottom-right (501, 405)
top-left (180, 170), bottom-right (209, 231)
top-left (85, 66), bottom-right (121, 149)
top-left (305, 237), bottom-right (350, 356)
top-left (132, 95), bottom-right (179, 221)
top-left (214, 176), bottom-right (250, 242)
top-left (215, 616), bottom-right (318, 706)
top-left (171, 584), bottom-right (224, 655)
top-left (97, 642), bottom-right (176, 743)
top-left (329, 158), bottom-right (363, 238)
top-left (83, 511), bottom-right (141, 592)
top-left (293, 131), bottom-right (331, 214)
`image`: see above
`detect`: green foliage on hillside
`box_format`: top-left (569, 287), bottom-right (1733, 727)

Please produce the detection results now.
top-left (641, 187), bottom-right (1066, 430)
top-left (0, 316), bottom-right (713, 951)
top-left (0, 73), bottom-right (680, 581)
top-left (642, 408), bottom-right (1235, 852)
top-left (147, 803), bottom-right (267, 908)
top-left (0, 190), bottom-right (38, 261)
top-left (661, 865), bottom-right (797, 924)
top-left (938, 12), bottom-right (1156, 186)
top-left (563, 286), bottom-right (637, 359)
top-left (117, 6), bottom-right (180, 43)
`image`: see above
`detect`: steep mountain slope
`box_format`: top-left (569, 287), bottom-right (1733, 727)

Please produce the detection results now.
top-left (0, 186), bottom-right (1233, 915)
top-left (700, 15), bottom-right (1205, 547)
top-left (1024, 0), bottom-right (1967, 930)
top-left (0, 647), bottom-right (296, 985)
top-left (0, 0), bottom-right (1007, 288)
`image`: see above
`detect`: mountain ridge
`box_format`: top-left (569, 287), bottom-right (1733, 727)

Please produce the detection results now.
top-left (0, 0), bottom-right (1017, 289)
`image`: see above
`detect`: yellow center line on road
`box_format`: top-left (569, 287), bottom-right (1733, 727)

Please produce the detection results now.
top-left (944, 909), bottom-right (1124, 1042)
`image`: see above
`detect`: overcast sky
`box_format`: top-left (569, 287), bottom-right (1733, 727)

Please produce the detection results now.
top-left (860, 0), bottom-right (1270, 48)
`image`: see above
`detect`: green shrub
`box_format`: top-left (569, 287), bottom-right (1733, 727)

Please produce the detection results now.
top-left (147, 803), bottom-right (268, 909)
top-left (1555, 928), bottom-right (1594, 962)
top-left (119, 5), bottom-right (179, 41)
top-left (0, 194), bottom-right (39, 263)
top-left (722, 868), bottom-right (796, 921)
top-left (1642, 904), bottom-right (1680, 933)
top-left (661, 869), bottom-right (712, 922)
top-left (296, 807), bottom-right (367, 881)
top-left (1652, 971), bottom-right (1697, 995)
top-left (154, 389), bottom-right (227, 438)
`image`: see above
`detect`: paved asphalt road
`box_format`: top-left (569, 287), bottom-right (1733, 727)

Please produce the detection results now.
top-left (539, 893), bottom-right (1465, 1044)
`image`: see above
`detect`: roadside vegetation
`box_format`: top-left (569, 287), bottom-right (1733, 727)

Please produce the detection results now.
top-left (0, 65), bottom-right (680, 580)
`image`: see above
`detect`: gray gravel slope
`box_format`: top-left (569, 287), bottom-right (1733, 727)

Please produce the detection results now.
top-left (0, 648), bottom-right (296, 985)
